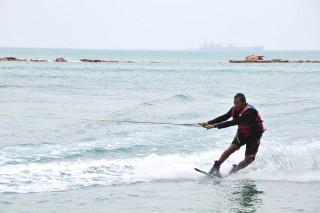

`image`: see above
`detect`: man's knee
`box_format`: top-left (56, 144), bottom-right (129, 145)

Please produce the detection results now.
top-left (229, 144), bottom-right (239, 152)
top-left (244, 155), bottom-right (255, 164)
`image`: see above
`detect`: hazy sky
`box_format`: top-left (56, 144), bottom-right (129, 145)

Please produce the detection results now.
top-left (0, 0), bottom-right (319, 50)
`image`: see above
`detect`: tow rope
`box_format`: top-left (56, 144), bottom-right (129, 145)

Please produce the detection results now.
top-left (0, 113), bottom-right (202, 127)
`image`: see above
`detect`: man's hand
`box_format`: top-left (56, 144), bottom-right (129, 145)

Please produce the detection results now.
top-left (201, 122), bottom-right (217, 129)
top-left (201, 122), bottom-right (209, 126)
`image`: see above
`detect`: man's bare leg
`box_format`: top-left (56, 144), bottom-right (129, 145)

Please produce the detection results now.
top-left (229, 155), bottom-right (253, 174)
top-left (209, 144), bottom-right (238, 176)
top-left (219, 144), bottom-right (238, 163)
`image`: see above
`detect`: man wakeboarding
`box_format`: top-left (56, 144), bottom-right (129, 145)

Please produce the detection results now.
top-left (201, 93), bottom-right (265, 178)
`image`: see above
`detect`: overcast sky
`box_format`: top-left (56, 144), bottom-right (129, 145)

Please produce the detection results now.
top-left (0, 0), bottom-right (319, 50)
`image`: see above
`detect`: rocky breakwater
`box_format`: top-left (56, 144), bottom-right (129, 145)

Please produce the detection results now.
top-left (55, 58), bottom-right (67, 62)
top-left (0, 57), bottom-right (28, 62)
top-left (80, 59), bottom-right (134, 63)
top-left (0, 57), bottom-right (135, 63)
top-left (0, 57), bottom-right (48, 62)
top-left (30, 59), bottom-right (49, 62)
top-left (229, 55), bottom-right (320, 63)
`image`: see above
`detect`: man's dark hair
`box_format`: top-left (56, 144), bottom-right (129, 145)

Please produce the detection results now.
top-left (234, 93), bottom-right (246, 104)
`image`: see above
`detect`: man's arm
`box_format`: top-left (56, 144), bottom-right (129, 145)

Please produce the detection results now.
top-left (216, 110), bottom-right (254, 129)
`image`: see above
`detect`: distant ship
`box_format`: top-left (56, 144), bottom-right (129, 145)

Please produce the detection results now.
top-left (198, 41), bottom-right (263, 52)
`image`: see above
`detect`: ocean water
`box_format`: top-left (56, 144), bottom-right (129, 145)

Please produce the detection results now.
top-left (0, 48), bottom-right (319, 212)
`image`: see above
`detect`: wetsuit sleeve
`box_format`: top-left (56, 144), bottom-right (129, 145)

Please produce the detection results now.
top-left (208, 108), bottom-right (232, 124)
top-left (216, 110), bottom-right (254, 129)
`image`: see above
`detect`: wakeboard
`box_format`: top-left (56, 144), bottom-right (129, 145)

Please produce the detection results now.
top-left (194, 168), bottom-right (222, 178)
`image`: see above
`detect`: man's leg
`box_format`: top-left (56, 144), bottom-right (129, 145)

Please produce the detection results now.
top-left (231, 155), bottom-right (253, 173)
top-left (229, 137), bottom-right (261, 174)
top-left (219, 144), bottom-right (238, 163)
top-left (209, 143), bottom-right (240, 176)
top-left (209, 132), bottom-right (244, 176)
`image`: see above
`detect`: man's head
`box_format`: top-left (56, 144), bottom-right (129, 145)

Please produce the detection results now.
top-left (234, 93), bottom-right (247, 111)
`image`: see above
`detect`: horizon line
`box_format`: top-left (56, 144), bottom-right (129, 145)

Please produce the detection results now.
top-left (1, 46), bottom-right (320, 52)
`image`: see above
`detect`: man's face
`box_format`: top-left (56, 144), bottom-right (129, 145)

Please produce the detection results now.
top-left (234, 97), bottom-right (246, 111)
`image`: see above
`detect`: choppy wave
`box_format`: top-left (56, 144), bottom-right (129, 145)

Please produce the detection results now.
top-left (0, 138), bottom-right (319, 193)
